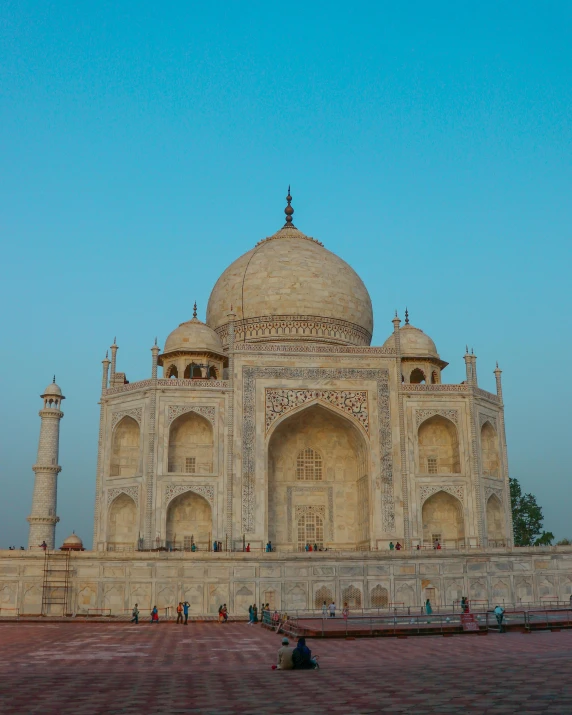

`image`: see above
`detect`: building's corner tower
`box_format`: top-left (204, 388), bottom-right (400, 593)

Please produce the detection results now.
top-left (27, 378), bottom-right (65, 549)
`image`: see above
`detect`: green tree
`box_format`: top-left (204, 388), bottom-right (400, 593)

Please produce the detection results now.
top-left (509, 478), bottom-right (553, 546)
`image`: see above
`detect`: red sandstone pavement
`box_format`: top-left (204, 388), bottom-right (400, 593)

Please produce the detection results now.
top-left (1, 623), bottom-right (572, 714)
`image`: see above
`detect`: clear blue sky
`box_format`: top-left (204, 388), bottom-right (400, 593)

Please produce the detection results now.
top-left (1, 1), bottom-right (570, 548)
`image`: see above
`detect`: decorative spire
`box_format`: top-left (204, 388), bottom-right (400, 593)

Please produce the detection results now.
top-left (154, 337), bottom-right (157, 346)
top-left (193, 301), bottom-right (197, 319)
top-left (284, 186), bottom-right (295, 226)
top-left (53, 375), bottom-right (56, 383)
top-left (105, 350), bottom-right (108, 359)
top-left (394, 310), bottom-right (398, 318)
top-left (404, 308), bottom-right (409, 325)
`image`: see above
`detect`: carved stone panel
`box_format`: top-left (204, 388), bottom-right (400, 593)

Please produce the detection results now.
top-left (266, 389), bottom-right (369, 434)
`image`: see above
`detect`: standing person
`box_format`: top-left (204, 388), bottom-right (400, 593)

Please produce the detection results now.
top-left (40, 541), bottom-right (47, 551)
top-left (151, 605), bottom-right (159, 623)
top-left (425, 599), bottom-right (432, 615)
top-left (460, 597), bottom-right (466, 613)
top-left (342, 603), bottom-right (349, 619)
top-left (321, 601), bottom-right (328, 618)
top-left (131, 603), bottom-right (139, 624)
top-left (176, 602), bottom-right (183, 624)
top-left (494, 605), bottom-right (505, 633)
top-left (389, 542), bottom-right (395, 551)
top-left (218, 604), bottom-right (224, 623)
top-left (329, 601), bottom-right (336, 618)
top-left (222, 604), bottom-right (228, 623)
top-left (395, 542), bottom-right (402, 550)
top-left (252, 604), bottom-right (258, 624)
top-left (246, 543), bottom-right (251, 552)
top-left (248, 604), bottom-right (254, 625)
top-left (183, 601), bottom-right (190, 625)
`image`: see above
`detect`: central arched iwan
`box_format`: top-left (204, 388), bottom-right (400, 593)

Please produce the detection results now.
top-left (267, 403), bottom-right (370, 551)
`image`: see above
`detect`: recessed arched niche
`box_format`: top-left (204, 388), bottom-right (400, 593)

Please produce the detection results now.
top-left (168, 412), bottom-right (214, 475)
top-left (418, 415), bottom-right (461, 474)
top-left (110, 417), bottom-right (140, 477)
top-left (267, 403), bottom-right (369, 551)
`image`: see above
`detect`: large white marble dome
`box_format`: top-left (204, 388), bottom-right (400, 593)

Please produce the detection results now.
top-left (207, 217), bottom-right (373, 348)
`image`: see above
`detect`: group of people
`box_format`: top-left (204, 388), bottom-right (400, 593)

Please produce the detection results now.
top-left (247, 603), bottom-right (271, 624)
top-left (130, 604), bottom-right (159, 623)
top-left (275, 637), bottom-right (319, 670)
top-left (388, 542), bottom-right (402, 550)
top-left (176, 601), bottom-right (190, 624)
top-left (303, 543), bottom-right (327, 552)
top-left (7, 546), bottom-right (25, 551)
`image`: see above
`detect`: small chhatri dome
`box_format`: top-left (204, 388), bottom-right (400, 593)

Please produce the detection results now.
top-left (383, 312), bottom-right (440, 359)
top-left (161, 310), bottom-right (225, 359)
top-left (42, 377), bottom-right (63, 398)
top-left (61, 532), bottom-right (84, 551)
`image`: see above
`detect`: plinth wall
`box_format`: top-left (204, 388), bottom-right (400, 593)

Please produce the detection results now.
top-left (1, 548), bottom-right (572, 616)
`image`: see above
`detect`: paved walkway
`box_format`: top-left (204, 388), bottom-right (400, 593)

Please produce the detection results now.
top-left (1, 622), bottom-right (571, 713)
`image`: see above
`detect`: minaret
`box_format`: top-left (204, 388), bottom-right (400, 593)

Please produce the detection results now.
top-left (27, 378), bottom-right (65, 549)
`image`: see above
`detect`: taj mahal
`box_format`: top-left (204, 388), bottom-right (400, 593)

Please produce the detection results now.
top-left (4, 192), bottom-right (572, 617)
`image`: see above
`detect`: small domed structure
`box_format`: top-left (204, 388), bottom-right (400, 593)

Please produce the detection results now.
top-left (61, 532), bottom-right (84, 551)
top-left (163, 317), bottom-right (225, 356)
top-left (41, 377), bottom-right (65, 408)
top-left (158, 304), bottom-right (227, 380)
top-left (383, 312), bottom-right (448, 384)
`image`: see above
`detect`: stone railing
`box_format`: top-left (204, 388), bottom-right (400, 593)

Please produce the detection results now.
top-left (105, 378), bottom-right (230, 395)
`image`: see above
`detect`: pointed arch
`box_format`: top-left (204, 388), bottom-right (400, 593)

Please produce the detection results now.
top-left (486, 493), bottom-right (505, 545)
top-left (166, 490), bottom-right (212, 550)
top-left (481, 421), bottom-right (500, 477)
top-left (110, 416), bottom-right (140, 477)
top-left (168, 410), bottom-right (213, 474)
top-left (268, 402), bottom-right (370, 550)
top-left (410, 368), bottom-right (426, 384)
top-left (421, 489), bottom-right (465, 547)
top-left (418, 414), bottom-right (460, 474)
top-left (107, 492), bottom-right (138, 549)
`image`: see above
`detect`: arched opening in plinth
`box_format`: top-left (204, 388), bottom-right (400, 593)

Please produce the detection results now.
top-left (166, 491), bottom-right (212, 550)
top-left (110, 417), bottom-right (140, 477)
top-left (168, 411), bottom-right (213, 474)
top-left (268, 403), bottom-right (370, 551)
top-left (486, 494), bottom-right (505, 546)
top-left (422, 490), bottom-right (465, 548)
top-left (107, 493), bottom-right (138, 550)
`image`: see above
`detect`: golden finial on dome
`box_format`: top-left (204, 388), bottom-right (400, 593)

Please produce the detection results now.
top-left (193, 301), bottom-right (197, 319)
top-left (284, 186), bottom-right (295, 226)
top-left (404, 308), bottom-right (409, 325)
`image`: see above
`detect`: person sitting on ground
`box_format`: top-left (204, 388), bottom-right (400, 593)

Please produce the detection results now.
top-left (395, 542), bottom-right (402, 550)
top-left (276, 637), bottom-right (294, 670)
top-left (292, 637), bottom-right (319, 670)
